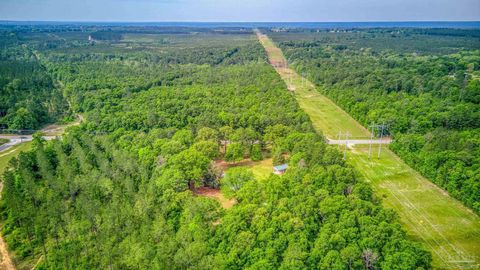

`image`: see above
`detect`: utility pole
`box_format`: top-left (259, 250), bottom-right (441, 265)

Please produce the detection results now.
top-left (368, 123), bottom-right (374, 160)
top-left (337, 131), bottom-right (342, 150)
top-left (377, 123), bottom-right (385, 159)
top-left (344, 132), bottom-right (349, 160)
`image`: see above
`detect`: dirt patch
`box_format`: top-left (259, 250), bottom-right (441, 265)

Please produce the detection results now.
top-left (213, 160), bottom-right (229, 172)
top-left (0, 227), bottom-right (14, 270)
top-left (194, 187), bottom-right (235, 209)
top-left (41, 114), bottom-right (83, 136)
top-left (214, 159), bottom-right (263, 172)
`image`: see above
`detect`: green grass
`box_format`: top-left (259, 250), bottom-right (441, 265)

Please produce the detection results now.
top-left (243, 158), bottom-right (273, 180)
top-left (291, 79), bottom-right (370, 139)
top-left (349, 145), bottom-right (480, 269)
top-left (0, 139), bottom-right (8, 146)
top-left (221, 158), bottom-right (273, 181)
top-left (0, 142), bottom-right (32, 174)
top-left (258, 32), bottom-right (480, 270)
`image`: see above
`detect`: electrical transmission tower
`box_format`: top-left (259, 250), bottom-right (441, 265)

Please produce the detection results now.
top-left (337, 131), bottom-right (342, 150)
top-left (337, 131), bottom-right (350, 160)
top-left (368, 122), bottom-right (389, 159)
top-left (344, 131), bottom-right (350, 160)
top-left (368, 123), bottom-right (374, 159)
top-left (377, 123), bottom-right (385, 159)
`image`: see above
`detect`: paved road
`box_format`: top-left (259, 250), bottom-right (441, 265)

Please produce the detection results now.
top-left (0, 135), bottom-right (57, 152)
top-left (326, 138), bottom-right (392, 145)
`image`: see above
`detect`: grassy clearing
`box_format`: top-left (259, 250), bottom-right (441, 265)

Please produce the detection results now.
top-left (216, 158), bottom-right (273, 181)
top-left (0, 139), bottom-right (8, 147)
top-left (289, 77), bottom-right (370, 139)
top-left (258, 32), bottom-right (480, 270)
top-left (242, 158), bottom-right (273, 180)
top-left (255, 32), bottom-right (284, 63)
top-left (198, 158), bottom-right (273, 209)
top-left (0, 142), bottom-right (32, 174)
top-left (349, 145), bottom-right (480, 269)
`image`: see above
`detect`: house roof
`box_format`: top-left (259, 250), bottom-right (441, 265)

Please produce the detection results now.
top-left (273, 164), bottom-right (288, 171)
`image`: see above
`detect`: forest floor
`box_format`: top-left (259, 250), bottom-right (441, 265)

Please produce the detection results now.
top-left (194, 187), bottom-right (236, 209)
top-left (257, 30), bottom-right (480, 270)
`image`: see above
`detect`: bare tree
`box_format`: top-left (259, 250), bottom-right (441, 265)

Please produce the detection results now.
top-left (362, 249), bottom-right (378, 270)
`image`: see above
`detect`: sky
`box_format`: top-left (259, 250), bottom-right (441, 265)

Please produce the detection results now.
top-left (0, 0), bottom-right (479, 22)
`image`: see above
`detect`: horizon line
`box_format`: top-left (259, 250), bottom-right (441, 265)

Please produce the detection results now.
top-left (1, 20), bottom-right (480, 23)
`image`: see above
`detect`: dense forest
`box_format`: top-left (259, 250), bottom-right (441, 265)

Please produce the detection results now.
top-left (271, 28), bottom-right (480, 213)
top-left (0, 26), bottom-right (431, 269)
top-left (0, 32), bottom-right (67, 130)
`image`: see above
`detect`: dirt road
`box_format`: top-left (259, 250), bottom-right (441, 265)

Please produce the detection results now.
top-left (0, 234), bottom-right (14, 270)
top-left (0, 114), bottom-right (82, 154)
top-left (0, 135), bottom-right (56, 153)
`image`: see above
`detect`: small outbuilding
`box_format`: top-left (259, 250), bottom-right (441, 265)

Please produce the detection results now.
top-left (273, 164), bottom-right (288, 175)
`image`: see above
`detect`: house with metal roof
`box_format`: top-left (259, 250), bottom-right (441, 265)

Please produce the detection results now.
top-left (273, 164), bottom-right (288, 175)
